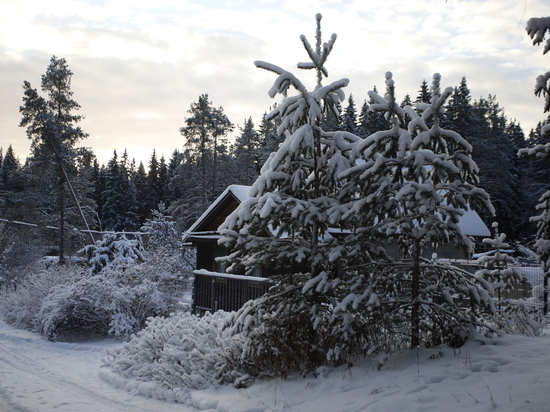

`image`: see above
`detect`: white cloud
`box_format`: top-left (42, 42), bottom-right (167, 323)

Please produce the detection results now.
top-left (0, 0), bottom-right (549, 165)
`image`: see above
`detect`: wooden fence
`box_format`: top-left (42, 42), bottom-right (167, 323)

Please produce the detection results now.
top-left (192, 269), bottom-right (272, 315)
top-left (192, 262), bottom-right (545, 315)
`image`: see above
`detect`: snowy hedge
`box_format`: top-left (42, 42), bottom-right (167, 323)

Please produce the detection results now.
top-left (102, 310), bottom-right (248, 401)
top-left (38, 274), bottom-right (167, 340)
top-left (0, 263), bottom-right (82, 330)
top-left (0, 231), bottom-right (184, 341)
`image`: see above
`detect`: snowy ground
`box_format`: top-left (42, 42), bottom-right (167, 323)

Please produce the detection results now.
top-left (1, 320), bottom-right (550, 412)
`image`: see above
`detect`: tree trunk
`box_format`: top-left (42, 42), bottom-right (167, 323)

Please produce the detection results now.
top-left (58, 183), bottom-right (65, 264)
top-left (410, 240), bottom-right (421, 348)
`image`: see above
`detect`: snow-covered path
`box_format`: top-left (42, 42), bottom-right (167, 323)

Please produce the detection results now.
top-left (0, 323), bottom-right (192, 412)
top-left (2, 318), bottom-right (550, 412)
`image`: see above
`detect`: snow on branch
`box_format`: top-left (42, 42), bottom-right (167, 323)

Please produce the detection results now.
top-left (526, 17), bottom-right (550, 55)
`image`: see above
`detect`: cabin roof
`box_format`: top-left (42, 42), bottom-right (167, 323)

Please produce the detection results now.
top-left (183, 185), bottom-right (491, 241)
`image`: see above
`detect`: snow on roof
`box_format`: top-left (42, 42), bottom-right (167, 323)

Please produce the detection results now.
top-left (185, 185), bottom-right (490, 240)
top-left (227, 184), bottom-right (251, 202)
top-left (183, 185), bottom-right (251, 239)
top-left (456, 208), bottom-right (491, 237)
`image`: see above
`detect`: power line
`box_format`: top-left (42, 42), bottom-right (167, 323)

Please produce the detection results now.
top-left (0, 218), bottom-right (148, 237)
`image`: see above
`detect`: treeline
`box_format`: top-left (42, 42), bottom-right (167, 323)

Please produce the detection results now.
top-left (0, 64), bottom-right (548, 269)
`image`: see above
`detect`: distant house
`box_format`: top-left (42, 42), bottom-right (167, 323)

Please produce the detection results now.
top-left (183, 185), bottom-right (251, 274)
top-left (183, 185), bottom-right (492, 313)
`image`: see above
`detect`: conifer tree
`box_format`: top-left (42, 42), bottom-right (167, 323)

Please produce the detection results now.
top-left (443, 77), bottom-right (475, 136)
top-left (340, 73), bottom-right (495, 349)
top-left (363, 85), bottom-right (390, 135)
top-left (476, 223), bottom-right (522, 311)
top-left (341, 93), bottom-right (357, 133)
top-left (472, 96), bottom-right (522, 238)
top-left (101, 150), bottom-right (139, 231)
top-left (132, 161), bottom-right (149, 223)
top-left (232, 117), bottom-right (261, 185)
top-left (179, 94), bottom-right (234, 204)
top-left (257, 109), bottom-right (283, 170)
top-left (220, 14), bottom-right (362, 375)
top-left (520, 17), bottom-right (550, 313)
top-left (356, 100), bottom-right (370, 138)
top-left (19, 56), bottom-right (89, 262)
top-left (416, 79), bottom-right (432, 104)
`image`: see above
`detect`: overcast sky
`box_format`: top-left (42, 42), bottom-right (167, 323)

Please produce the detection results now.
top-left (0, 0), bottom-right (548, 166)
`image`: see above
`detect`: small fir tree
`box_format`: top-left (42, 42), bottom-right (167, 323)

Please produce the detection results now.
top-left (220, 14), bottom-right (364, 376)
top-left (339, 73), bottom-right (495, 349)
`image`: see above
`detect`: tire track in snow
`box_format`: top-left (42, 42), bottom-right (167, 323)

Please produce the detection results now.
top-left (0, 339), bottom-right (146, 412)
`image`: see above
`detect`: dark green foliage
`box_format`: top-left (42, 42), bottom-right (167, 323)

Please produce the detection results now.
top-left (341, 94), bottom-right (357, 133)
top-left (231, 117), bottom-right (262, 185)
top-left (100, 151), bottom-right (139, 231)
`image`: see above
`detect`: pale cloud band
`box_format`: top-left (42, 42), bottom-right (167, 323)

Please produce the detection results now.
top-left (0, 0), bottom-right (547, 164)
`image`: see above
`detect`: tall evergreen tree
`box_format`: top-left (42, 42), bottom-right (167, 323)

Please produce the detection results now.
top-left (0, 146), bottom-right (19, 195)
top-left (232, 117), bottom-right (261, 185)
top-left (101, 150), bottom-right (139, 231)
top-left (179, 94), bottom-right (234, 204)
top-left (257, 109), bottom-right (284, 170)
top-left (416, 79), bottom-right (432, 104)
top-left (472, 95), bottom-right (522, 238)
top-left (221, 14), bottom-right (363, 374)
top-left (340, 72), bottom-right (495, 349)
top-left (443, 77), bottom-right (476, 135)
top-left (19, 56), bottom-right (89, 262)
top-left (132, 161), bottom-right (149, 224)
top-left (364, 85), bottom-right (390, 135)
top-left (400, 94), bottom-right (413, 127)
top-left (341, 93), bottom-right (357, 133)
top-left (521, 16), bottom-right (550, 312)
top-left (356, 100), bottom-right (370, 138)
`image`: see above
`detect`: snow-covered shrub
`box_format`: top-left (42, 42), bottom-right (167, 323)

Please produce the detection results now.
top-left (39, 275), bottom-right (114, 340)
top-left (103, 310), bottom-right (247, 394)
top-left (80, 233), bottom-right (145, 275)
top-left (492, 299), bottom-right (547, 337)
top-left (37, 274), bottom-right (168, 341)
top-left (0, 262), bottom-right (83, 330)
top-left (140, 208), bottom-right (194, 304)
top-left (108, 278), bottom-right (168, 339)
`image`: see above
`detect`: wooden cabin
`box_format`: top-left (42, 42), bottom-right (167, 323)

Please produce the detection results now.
top-left (183, 185), bottom-right (493, 313)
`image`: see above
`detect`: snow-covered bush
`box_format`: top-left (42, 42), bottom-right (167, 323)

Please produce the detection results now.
top-left (80, 233), bottom-right (145, 275)
top-left (475, 224), bottom-right (547, 336)
top-left (37, 274), bottom-right (167, 341)
top-left (102, 310), bottom-right (247, 396)
top-left (38, 275), bottom-right (114, 339)
top-left (140, 206), bottom-right (194, 301)
top-left (0, 262), bottom-right (83, 330)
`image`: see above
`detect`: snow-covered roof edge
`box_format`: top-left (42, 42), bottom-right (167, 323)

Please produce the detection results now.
top-left (184, 184), bottom-right (491, 241)
top-left (183, 185), bottom-right (251, 240)
top-left (457, 209), bottom-right (491, 237)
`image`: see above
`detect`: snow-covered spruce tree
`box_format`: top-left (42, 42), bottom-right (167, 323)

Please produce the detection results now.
top-left (339, 73), bottom-right (496, 349)
top-left (140, 204), bottom-right (193, 300)
top-left (80, 233), bottom-right (144, 275)
top-left (474, 223), bottom-right (543, 335)
top-left (520, 17), bottom-right (550, 314)
top-left (476, 223), bottom-right (522, 309)
top-left (219, 14), bottom-right (376, 377)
